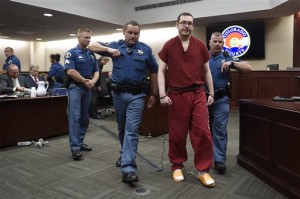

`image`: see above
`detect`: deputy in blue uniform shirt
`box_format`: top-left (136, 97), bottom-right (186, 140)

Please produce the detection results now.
top-left (64, 28), bottom-right (99, 161)
top-left (48, 53), bottom-right (65, 91)
top-left (208, 32), bottom-right (252, 174)
top-left (3, 47), bottom-right (21, 73)
top-left (89, 20), bottom-right (158, 183)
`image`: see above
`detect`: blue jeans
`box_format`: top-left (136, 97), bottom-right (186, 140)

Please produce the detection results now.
top-left (67, 83), bottom-right (91, 152)
top-left (112, 91), bottom-right (145, 174)
top-left (209, 96), bottom-right (230, 163)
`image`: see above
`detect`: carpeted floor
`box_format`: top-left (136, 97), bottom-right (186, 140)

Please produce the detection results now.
top-left (0, 109), bottom-right (286, 199)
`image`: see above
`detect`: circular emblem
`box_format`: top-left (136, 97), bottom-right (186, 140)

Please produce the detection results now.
top-left (222, 25), bottom-right (250, 58)
top-left (65, 52), bottom-right (72, 58)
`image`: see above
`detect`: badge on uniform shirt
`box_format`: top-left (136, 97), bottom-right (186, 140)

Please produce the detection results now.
top-left (65, 52), bottom-right (72, 58)
top-left (137, 50), bottom-right (143, 55)
top-left (65, 59), bottom-right (70, 65)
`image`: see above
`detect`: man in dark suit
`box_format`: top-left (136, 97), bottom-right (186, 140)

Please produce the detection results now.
top-left (0, 64), bottom-right (26, 94)
top-left (25, 64), bottom-right (46, 89)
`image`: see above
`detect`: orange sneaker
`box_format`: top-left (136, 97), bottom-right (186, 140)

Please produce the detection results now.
top-left (173, 169), bottom-right (184, 182)
top-left (198, 172), bottom-right (215, 188)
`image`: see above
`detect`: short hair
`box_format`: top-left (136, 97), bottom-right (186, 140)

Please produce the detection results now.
top-left (4, 47), bottom-right (13, 52)
top-left (177, 12), bottom-right (193, 22)
top-left (50, 53), bottom-right (61, 62)
top-left (77, 28), bottom-right (92, 36)
top-left (123, 21), bottom-right (140, 31)
top-left (211, 32), bottom-right (223, 37)
top-left (29, 64), bottom-right (39, 71)
top-left (8, 64), bottom-right (18, 71)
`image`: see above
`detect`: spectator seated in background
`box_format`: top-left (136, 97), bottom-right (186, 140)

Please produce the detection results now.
top-left (47, 53), bottom-right (65, 93)
top-left (0, 64), bottom-right (26, 95)
top-left (25, 64), bottom-right (45, 89)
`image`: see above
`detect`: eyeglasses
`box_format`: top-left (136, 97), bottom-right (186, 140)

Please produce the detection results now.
top-left (179, 21), bottom-right (193, 27)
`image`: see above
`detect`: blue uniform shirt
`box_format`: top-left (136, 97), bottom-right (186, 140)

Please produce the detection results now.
top-left (209, 52), bottom-right (240, 89)
top-left (3, 55), bottom-right (21, 71)
top-left (99, 40), bottom-right (158, 85)
top-left (48, 62), bottom-right (64, 80)
top-left (64, 45), bottom-right (99, 79)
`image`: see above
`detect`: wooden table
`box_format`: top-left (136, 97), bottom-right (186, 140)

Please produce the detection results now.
top-left (238, 98), bottom-right (300, 198)
top-left (0, 96), bottom-right (68, 148)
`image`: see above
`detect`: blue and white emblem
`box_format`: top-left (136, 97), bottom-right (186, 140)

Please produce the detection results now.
top-left (222, 25), bottom-right (251, 58)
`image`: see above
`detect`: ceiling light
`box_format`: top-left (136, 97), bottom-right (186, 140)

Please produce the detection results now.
top-left (44, 13), bottom-right (53, 17)
top-left (0, 35), bottom-right (10, 39)
top-left (36, 38), bottom-right (42, 41)
top-left (69, 33), bottom-right (76, 36)
top-left (116, 28), bottom-right (122, 31)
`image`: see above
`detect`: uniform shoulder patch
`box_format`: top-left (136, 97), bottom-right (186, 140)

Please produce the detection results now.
top-left (65, 52), bottom-right (72, 58)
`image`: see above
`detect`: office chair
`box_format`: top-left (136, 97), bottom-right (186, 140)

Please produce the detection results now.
top-left (97, 73), bottom-right (114, 117)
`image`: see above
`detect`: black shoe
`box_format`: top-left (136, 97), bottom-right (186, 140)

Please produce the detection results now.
top-left (214, 161), bottom-right (226, 174)
top-left (116, 157), bottom-right (121, 167)
top-left (72, 150), bottom-right (82, 160)
top-left (81, 144), bottom-right (92, 151)
top-left (122, 172), bottom-right (139, 183)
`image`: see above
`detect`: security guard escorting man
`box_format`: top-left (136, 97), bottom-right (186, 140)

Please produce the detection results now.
top-left (208, 32), bottom-right (252, 174)
top-left (88, 20), bottom-right (158, 183)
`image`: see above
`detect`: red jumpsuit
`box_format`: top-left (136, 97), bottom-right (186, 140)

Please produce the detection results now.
top-left (158, 36), bottom-right (213, 172)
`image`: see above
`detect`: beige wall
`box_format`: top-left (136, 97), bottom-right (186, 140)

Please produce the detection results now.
top-left (0, 15), bottom-right (294, 72)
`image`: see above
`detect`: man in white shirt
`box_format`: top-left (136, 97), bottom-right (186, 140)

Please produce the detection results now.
top-left (25, 64), bottom-right (45, 89)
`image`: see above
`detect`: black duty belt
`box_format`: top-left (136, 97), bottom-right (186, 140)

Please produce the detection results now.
top-left (110, 82), bottom-right (149, 95)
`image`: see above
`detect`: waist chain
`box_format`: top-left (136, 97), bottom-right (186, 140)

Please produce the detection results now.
top-left (170, 84), bottom-right (202, 92)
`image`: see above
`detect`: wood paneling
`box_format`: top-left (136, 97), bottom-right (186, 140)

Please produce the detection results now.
top-left (0, 96), bottom-right (68, 147)
top-left (230, 71), bottom-right (300, 107)
top-left (238, 99), bottom-right (300, 198)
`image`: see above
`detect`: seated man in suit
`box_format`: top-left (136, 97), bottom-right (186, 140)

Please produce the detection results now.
top-left (25, 64), bottom-right (46, 89)
top-left (0, 64), bottom-right (26, 94)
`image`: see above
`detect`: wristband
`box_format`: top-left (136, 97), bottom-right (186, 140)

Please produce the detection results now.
top-left (207, 93), bottom-right (214, 98)
top-left (160, 95), bottom-right (167, 99)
